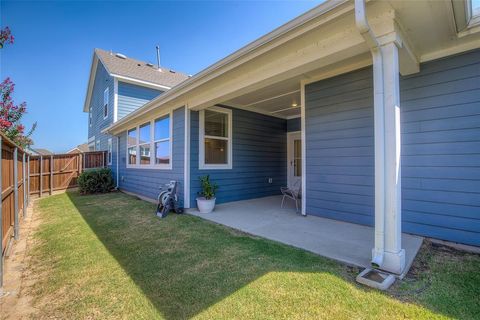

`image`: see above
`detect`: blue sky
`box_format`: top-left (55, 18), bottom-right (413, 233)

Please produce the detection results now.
top-left (1, 0), bottom-right (322, 153)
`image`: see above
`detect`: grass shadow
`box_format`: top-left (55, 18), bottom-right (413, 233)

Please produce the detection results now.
top-left (27, 191), bottom-right (480, 319)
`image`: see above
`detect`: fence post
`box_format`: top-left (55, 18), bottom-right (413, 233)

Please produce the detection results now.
top-left (50, 155), bottom-right (53, 195)
top-left (23, 152), bottom-right (26, 217)
top-left (39, 155), bottom-right (43, 197)
top-left (13, 147), bottom-right (19, 240)
top-left (27, 154), bottom-right (30, 206)
top-left (0, 136), bottom-right (3, 289)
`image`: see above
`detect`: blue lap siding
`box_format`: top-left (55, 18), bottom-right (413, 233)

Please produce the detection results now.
top-left (190, 107), bottom-right (287, 205)
top-left (400, 49), bottom-right (480, 245)
top-left (305, 49), bottom-right (480, 246)
top-left (117, 82), bottom-right (163, 120)
top-left (87, 62), bottom-right (114, 151)
top-left (305, 67), bottom-right (375, 226)
top-left (287, 118), bottom-right (301, 132)
top-left (113, 107), bottom-right (185, 203)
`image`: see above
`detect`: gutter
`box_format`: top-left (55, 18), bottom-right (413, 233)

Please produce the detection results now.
top-left (104, 0), bottom-right (351, 135)
top-left (355, 0), bottom-right (386, 269)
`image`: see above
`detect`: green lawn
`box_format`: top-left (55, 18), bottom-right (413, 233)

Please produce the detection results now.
top-left (26, 191), bottom-right (480, 319)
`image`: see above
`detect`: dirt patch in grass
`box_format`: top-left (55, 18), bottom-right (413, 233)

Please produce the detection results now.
top-left (0, 200), bottom-right (44, 319)
top-left (388, 239), bottom-right (480, 319)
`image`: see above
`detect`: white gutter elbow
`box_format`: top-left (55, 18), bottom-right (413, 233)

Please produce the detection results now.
top-left (355, 0), bottom-right (386, 270)
top-left (354, 0), bottom-right (379, 50)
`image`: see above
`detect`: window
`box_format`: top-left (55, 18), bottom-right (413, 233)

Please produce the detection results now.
top-left (154, 116), bottom-right (170, 165)
top-left (107, 138), bottom-right (112, 165)
top-left (126, 112), bottom-right (172, 169)
top-left (199, 106), bottom-right (232, 169)
top-left (127, 128), bottom-right (137, 165)
top-left (89, 107), bottom-right (92, 127)
top-left (454, 0), bottom-right (480, 33)
top-left (103, 88), bottom-right (109, 119)
top-left (95, 140), bottom-right (100, 151)
top-left (473, 0), bottom-right (480, 16)
top-left (139, 122), bottom-right (151, 165)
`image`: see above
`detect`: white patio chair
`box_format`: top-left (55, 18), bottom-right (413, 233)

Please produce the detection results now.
top-left (280, 180), bottom-right (302, 212)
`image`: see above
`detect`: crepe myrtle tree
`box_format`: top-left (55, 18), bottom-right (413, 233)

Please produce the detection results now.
top-left (0, 78), bottom-right (36, 147)
top-left (0, 27), bottom-right (36, 147)
top-left (0, 26), bottom-right (14, 48)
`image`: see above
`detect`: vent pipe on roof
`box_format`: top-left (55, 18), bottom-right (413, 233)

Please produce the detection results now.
top-left (156, 45), bottom-right (161, 70)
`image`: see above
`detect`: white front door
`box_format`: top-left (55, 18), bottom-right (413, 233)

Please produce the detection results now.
top-left (287, 132), bottom-right (302, 189)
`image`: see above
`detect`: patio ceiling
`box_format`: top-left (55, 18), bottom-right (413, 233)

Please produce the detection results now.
top-left (221, 51), bottom-right (372, 120)
top-left (224, 78), bottom-right (301, 119)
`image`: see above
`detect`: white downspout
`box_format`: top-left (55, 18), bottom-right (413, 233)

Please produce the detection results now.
top-left (355, 0), bottom-right (385, 268)
top-left (116, 136), bottom-right (120, 189)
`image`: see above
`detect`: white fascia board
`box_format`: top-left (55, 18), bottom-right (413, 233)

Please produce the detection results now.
top-left (112, 74), bottom-right (171, 91)
top-left (83, 50), bottom-right (115, 113)
top-left (420, 38), bottom-right (480, 62)
top-left (104, 0), bottom-right (353, 134)
top-left (83, 53), bottom-right (99, 113)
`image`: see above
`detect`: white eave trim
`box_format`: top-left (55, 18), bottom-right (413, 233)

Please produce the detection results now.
top-left (104, 0), bottom-right (352, 135)
top-left (111, 74), bottom-right (172, 91)
top-left (83, 54), bottom-right (99, 113)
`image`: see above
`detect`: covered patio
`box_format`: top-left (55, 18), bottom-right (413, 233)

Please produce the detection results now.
top-left (189, 196), bottom-right (423, 278)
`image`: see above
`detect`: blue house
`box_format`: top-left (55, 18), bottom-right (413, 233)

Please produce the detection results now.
top-left (92, 0), bottom-right (480, 275)
top-left (83, 48), bottom-right (189, 159)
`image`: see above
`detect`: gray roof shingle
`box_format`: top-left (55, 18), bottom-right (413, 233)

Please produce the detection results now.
top-left (95, 48), bottom-right (189, 88)
top-left (33, 148), bottom-right (54, 156)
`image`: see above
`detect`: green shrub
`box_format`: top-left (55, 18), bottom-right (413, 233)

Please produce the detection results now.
top-left (198, 175), bottom-right (218, 200)
top-left (78, 168), bottom-right (115, 194)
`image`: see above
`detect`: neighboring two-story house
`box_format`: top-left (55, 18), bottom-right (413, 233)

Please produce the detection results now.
top-left (83, 48), bottom-right (189, 161)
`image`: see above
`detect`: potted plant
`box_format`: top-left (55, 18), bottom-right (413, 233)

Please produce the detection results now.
top-left (196, 175), bottom-right (218, 213)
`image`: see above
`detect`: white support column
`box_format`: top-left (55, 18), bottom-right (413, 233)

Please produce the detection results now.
top-left (184, 106), bottom-right (191, 209)
top-left (378, 40), bottom-right (405, 274)
top-left (300, 82), bottom-right (307, 216)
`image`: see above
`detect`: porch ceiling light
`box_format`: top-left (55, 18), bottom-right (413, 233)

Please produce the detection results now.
top-left (291, 103), bottom-right (298, 107)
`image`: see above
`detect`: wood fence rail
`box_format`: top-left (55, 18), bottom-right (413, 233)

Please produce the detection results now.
top-left (1, 131), bottom-right (106, 288)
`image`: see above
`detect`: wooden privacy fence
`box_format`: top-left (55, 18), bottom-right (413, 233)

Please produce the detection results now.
top-left (29, 151), bottom-right (106, 197)
top-left (1, 133), bottom-right (28, 288)
top-left (1, 132), bottom-right (107, 287)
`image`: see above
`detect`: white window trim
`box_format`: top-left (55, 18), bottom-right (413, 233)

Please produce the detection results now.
top-left (199, 106), bottom-right (233, 170)
top-left (107, 138), bottom-right (112, 165)
top-left (89, 107), bottom-right (92, 127)
top-left (103, 87), bottom-right (109, 120)
top-left (113, 78), bottom-right (118, 123)
top-left (126, 110), bottom-right (173, 170)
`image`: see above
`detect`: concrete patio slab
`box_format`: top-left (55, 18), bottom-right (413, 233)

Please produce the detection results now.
top-left (188, 195), bottom-right (423, 278)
